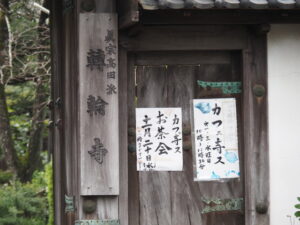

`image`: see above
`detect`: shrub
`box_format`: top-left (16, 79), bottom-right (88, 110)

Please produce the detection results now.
top-left (0, 181), bottom-right (47, 225)
top-left (295, 197), bottom-right (300, 220)
top-left (0, 170), bottom-right (14, 184)
top-left (46, 162), bottom-right (54, 225)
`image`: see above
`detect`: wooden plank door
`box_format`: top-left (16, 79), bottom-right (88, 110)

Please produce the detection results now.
top-left (127, 51), bottom-right (244, 225)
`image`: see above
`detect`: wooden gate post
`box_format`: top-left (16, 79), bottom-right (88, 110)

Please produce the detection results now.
top-left (76, 0), bottom-right (120, 224)
top-left (51, 0), bottom-right (120, 224)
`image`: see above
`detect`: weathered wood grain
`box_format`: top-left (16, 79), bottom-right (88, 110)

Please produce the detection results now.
top-left (167, 65), bottom-right (202, 225)
top-left (130, 51), bottom-right (245, 225)
top-left (195, 63), bottom-right (244, 225)
top-left (137, 66), bottom-right (172, 225)
top-left (51, 0), bottom-right (80, 224)
top-left (120, 26), bottom-right (248, 51)
top-left (63, 10), bottom-right (79, 225)
top-left (79, 13), bottom-right (119, 195)
top-left (127, 55), bottom-right (140, 225)
top-left (243, 30), bottom-right (269, 225)
top-left (119, 47), bottom-right (129, 225)
top-left (50, 0), bottom-right (64, 224)
top-left (135, 51), bottom-right (231, 66)
top-left (96, 197), bottom-right (119, 219)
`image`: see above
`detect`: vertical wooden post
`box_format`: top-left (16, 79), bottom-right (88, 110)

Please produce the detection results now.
top-left (243, 26), bottom-right (270, 225)
top-left (77, 0), bottom-right (120, 224)
top-left (51, 0), bottom-right (79, 224)
top-left (79, 13), bottom-right (119, 196)
top-left (50, 0), bottom-right (64, 224)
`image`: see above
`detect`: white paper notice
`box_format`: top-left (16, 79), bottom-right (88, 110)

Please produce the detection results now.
top-left (136, 108), bottom-right (183, 171)
top-left (192, 98), bottom-right (240, 181)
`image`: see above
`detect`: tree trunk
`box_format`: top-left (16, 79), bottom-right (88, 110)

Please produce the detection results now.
top-left (24, 75), bottom-right (49, 181)
top-left (0, 0), bottom-right (17, 173)
top-left (23, 0), bottom-right (50, 181)
top-left (0, 83), bottom-right (17, 172)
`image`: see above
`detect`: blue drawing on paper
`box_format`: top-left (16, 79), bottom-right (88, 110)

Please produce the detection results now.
top-left (195, 102), bottom-right (211, 114)
top-left (225, 170), bottom-right (240, 177)
top-left (224, 151), bottom-right (238, 163)
top-left (211, 171), bottom-right (220, 179)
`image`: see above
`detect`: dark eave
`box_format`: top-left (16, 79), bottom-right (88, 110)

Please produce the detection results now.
top-left (139, 9), bottom-right (300, 25)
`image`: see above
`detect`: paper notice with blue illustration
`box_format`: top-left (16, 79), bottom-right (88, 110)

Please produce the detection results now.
top-left (192, 98), bottom-right (240, 181)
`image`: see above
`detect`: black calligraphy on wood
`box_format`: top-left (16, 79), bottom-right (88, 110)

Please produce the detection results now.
top-left (87, 95), bottom-right (108, 116)
top-left (106, 84), bottom-right (117, 95)
top-left (88, 138), bottom-right (108, 164)
top-left (86, 49), bottom-right (105, 71)
top-left (104, 29), bottom-right (117, 95)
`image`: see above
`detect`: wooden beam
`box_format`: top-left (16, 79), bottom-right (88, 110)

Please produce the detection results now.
top-left (50, 0), bottom-right (64, 224)
top-left (118, 47), bottom-right (129, 225)
top-left (140, 9), bottom-right (300, 25)
top-left (62, 4), bottom-right (79, 225)
top-left (243, 27), bottom-right (270, 225)
top-left (120, 25), bottom-right (248, 51)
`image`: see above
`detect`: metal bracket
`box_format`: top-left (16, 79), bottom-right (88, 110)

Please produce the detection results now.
top-left (197, 80), bottom-right (242, 94)
top-left (55, 97), bottom-right (61, 107)
top-left (75, 220), bottom-right (120, 225)
top-left (65, 195), bottom-right (75, 213)
top-left (201, 197), bottom-right (243, 214)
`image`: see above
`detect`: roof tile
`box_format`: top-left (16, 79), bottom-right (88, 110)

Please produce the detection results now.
top-left (139, 0), bottom-right (299, 9)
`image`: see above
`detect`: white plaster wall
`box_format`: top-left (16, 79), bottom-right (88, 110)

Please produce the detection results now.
top-left (268, 24), bottom-right (300, 225)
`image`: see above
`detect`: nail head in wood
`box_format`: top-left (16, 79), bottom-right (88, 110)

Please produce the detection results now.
top-left (253, 84), bottom-right (266, 97)
top-left (81, 0), bottom-right (95, 12)
top-left (128, 143), bottom-right (136, 152)
top-left (82, 198), bottom-right (97, 214)
top-left (183, 142), bottom-right (192, 151)
top-left (183, 127), bottom-right (191, 136)
top-left (128, 127), bottom-right (136, 137)
top-left (256, 202), bottom-right (268, 214)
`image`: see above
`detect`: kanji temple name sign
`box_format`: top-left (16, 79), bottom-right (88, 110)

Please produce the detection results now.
top-left (192, 98), bottom-right (240, 181)
top-left (136, 108), bottom-right (183, 171)
top-left (79, 13), bottom-right (119, 195)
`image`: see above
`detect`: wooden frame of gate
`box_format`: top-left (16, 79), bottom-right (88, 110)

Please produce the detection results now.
top-left (119, 25), bottom-right (269, 225)
top-left (50, 0), bottom-right (270, 224)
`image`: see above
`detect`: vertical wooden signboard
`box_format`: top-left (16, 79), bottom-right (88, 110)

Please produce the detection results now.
top-left (79, 13), bottom-right (119, 195)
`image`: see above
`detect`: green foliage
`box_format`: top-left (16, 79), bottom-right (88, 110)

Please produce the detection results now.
top-left (0, 182), bottom-right (47, 225)
top-left (5, 83), bottom-right (34, 159)
top-left (295, 197), bottom-right (300, 220)
top-left (6, 82), bottom-right (35, 116)
top-left (0, 170), bottom-right (13, 184)
top-left (5, 81), bottom-right (50, 170)
top-left (0, 162), bottom-right (53, 225)
top-left (0, 1), bottom-right (52, 224)
top-left (9, 1), bottom-right (51, 81)
top-left (46, 162), bottom-right (54, 225)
